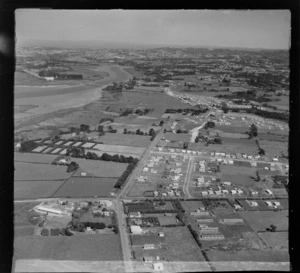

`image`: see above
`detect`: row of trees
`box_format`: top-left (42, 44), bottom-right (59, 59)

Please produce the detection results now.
top-left (114, 161), bottom-right (138, 189)
top-left (165, 108), bottom-right (208, 115)
top-left (41, 228), bottom-right (74, 236)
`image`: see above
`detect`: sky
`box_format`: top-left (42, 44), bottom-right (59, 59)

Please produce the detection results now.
top-left (15, 9), bottom-right (291, 50)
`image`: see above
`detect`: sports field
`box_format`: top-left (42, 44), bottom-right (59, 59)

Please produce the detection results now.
top-left (93, 143), bottom-right (145, 155)
top-left (53, 177), bottom-right (118, 197)
top-left (72, 158), bottom-right (128, 177)
top-left (99, 133), bottom-right (151, 147)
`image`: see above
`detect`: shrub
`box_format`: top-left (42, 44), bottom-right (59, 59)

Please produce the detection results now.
top-left (41, 228), bottom-right (49, 236)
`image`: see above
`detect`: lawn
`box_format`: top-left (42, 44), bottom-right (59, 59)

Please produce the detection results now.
top-left (14, 152), bottom-right (57, 164)
top-left (14, 180), bottom-right (66, 199)
top-left (72, 158), bottom-right (128, 177)
top-left (258, 231), bottom-right (288, 250)
top-left (14, 162), bottom-right (71, 181)
top-left (238, 210), bottom-right (288, 232)
top-left (53, 177), bottom-right (118, 197)
top-left (99, 133), bottom-right (151, 147)
top-left (183, 200), bottom-right (206, 212)
top-left (220, 165), bottom-right (256, 186)
top-left (13, 234), bottom-right (122, 261)
top-left (93, 143), bottom-right (145, 155)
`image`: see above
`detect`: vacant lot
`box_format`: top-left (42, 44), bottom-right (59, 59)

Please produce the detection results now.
top-left (221, 132), bottom-right (249, 139)
top-left (221, 165), bottom-right (256, 186)
top-left (131, 234), bottom-right (165, 246)
top-left (157, 216), bottom-right (179, 226)
top-left (258, 231), bottom-right (288, 250)
top-left (259, 140), bottom-right (288, 157)
top-left (14, 234), bottom-right (122, 261)
top-left (72, 158), bottom-right (128, 177)
top-left (14, 162), bottom-right (70, 181)
top-left (53, 177), bottom-right (118, 197)
top-left (14, 152), bottom-right (57, 164)
top-left (14, 180), bottom-right (65, 199)
top-left (93, 143), bottom-right (145, 155)
top-left (239, 210), bottom-right (288, 232)
top-left (216, 125), bottom-right (249, 134)
top-left (183, 200), bottom-right (206, 212)
top-left (99, 133), bottom-right (151, 147)
top-left (164, 132), bottom-right (191, 142)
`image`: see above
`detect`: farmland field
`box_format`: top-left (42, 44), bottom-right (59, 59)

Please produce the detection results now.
top-left (207, 249), bottom-right (289, 263)
top-left (14, 180), bottom-right (65, 199)
top-left (53, 177), bottom-right (118, 197)
top-left (99, 133), bottom-right (151, 147)
top-left (93, 143), bottom-right (145, 155)
top-left (14, 152), bottom-right (57, 164)
top-left (14, 234), bottom-right (122, 261)
top-left (258, 140), bottom-right (288, 157)
top-left (14, 162), bottom-right (71, 181)
top-left (72, 158), bottom-right (128, 177)
top-left (131, 234), bottom-right (165, 246)
top-left (238, 210), bottom-right (288, 232)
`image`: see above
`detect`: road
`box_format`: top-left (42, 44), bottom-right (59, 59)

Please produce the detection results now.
top-left (189, 121), bottom-right (207, 143)
top-left (114, 199), bottom-right (133, 273)
top-left (118, 119), bottom-right (171, 199)
top-left (183, 156), bottom-right (194, 198)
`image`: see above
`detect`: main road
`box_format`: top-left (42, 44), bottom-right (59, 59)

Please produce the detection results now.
top-left (114, 118), bottom-right (171, 272)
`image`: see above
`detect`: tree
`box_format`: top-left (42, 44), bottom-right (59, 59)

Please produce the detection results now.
top-left (80, 124), bottom-right (90, 132)
top-left (67, 162), bottom-right (79, 173)
top-left (41, 228), bottom-right (49, 236)
top-left (98, 125), bottom-right (104, 133)
top-left (183, 142), bottom-right (189, 149)
top-left (248, 124), bottom-right (258, 139)
top-left (19, 140), bottom-right (38, 152)
top-left (256, 170), bottom-right (261, 182)
top-left (123, 128), bottom-right (128, 134)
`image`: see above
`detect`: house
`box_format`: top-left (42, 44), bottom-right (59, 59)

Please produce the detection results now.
top-left (265, 201), bottom-right (273, 207)
top-left (129, 212), bottom-right (141, 218)
top-left (273, 201), bottom-right (281, 207)
top-left (158, 147), bottom-right (163, 151)
top-left (248, 201), bottom-right (258, 207)
top-left (130, 225), bottom-right (143, 234)
top-left (153, 262), bottom-right (164, 271)
top-left (231, 190), bottom-right (237, 195)
top-left (265, 189), bottom-right (273, 195)
top-left (144, 244), bottom-right (155, 250)
top-left (143, 256), bottom-right (155, 263)
top-left (143, 167), bottom-right (149, 172)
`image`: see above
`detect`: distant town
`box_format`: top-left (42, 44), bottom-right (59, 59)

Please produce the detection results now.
top-left (14, 45), bottom-right (289, 272)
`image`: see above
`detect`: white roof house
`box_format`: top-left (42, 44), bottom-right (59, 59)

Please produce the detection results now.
top-left (130, 225), bottom-right (143, 234)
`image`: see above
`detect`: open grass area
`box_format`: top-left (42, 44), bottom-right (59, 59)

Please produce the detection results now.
top-left (258, 231), bottom-right (288, 250)
top-left (14, 162), bottom-right (71, 181)
top-left (99, 133), bottom-right (151, 147)
top-left (14, 152), bottom-right (57, 164)
top-left (14, 234), bottom-right (122, 261)
top-left (71, 158), bottom-right (128, 177)
top-left (14, 180), bottom-right (66, 199)
top-left (207, 249), bottom-right (289, 263)
top-left (259, 140), bottom-right (288, 157)
top-left (93, 143), bottom-right (145, 155)
top-left (53, 177), bottom-right (118, 197)
top-left (163, 132), bottom-right (191, 142)
top-left (238, 210), bottom-right (288, 232)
